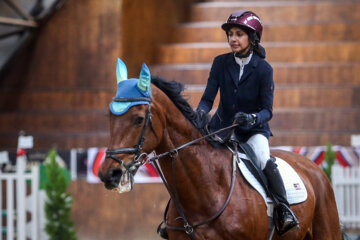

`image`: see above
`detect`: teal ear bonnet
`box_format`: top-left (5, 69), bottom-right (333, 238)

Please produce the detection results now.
top-left (109, 58), bottom-right (152, 116)
top-left (109, 79), bottom-right (152, 115)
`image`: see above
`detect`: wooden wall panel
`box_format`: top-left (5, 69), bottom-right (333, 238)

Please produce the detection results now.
top-left (69, 181), bottom-right (169, 240)
top-left (0, 91), bottom-right (113, 111)
top-left (121, 0), bottom-right (197, 76)
top-left (0, 111), bottom-right (108, 132)
top-left (1, 0), bottom-right (122, 91)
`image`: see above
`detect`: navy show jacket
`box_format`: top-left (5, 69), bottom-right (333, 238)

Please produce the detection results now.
top-left (197, 52), bottom-right (274, 140)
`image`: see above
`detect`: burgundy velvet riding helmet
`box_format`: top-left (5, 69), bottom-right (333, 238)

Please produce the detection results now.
top-left (221, 10), bottom-right (263, 42)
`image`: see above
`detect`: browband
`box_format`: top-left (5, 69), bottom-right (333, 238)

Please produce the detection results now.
top-left (113, 97), bottom-right (151, 102)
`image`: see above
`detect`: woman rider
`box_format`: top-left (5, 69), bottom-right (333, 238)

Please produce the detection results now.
top-left (196, 10), bottom-right (299, 235)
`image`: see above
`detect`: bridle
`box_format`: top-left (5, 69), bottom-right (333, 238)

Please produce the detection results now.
top-left (105, 96), bottom-right (156, 174)
top-left (105, 97), bottom-right (240, 240)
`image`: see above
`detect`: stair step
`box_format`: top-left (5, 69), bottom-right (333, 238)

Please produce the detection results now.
top-left (0, 90), bottom-right (113, 111)
top-left (271, 108), bottom-right (360, 131)
top-left (176, 22), bottom-right (360, 42)
top-left (269, 130), bottom-right (357, 146)
top-left (0, 110), bottom-right (109, 132)
top-left (191, 1), bottom-right (360, 23)
top-left (159, 41), bottom-right (360, 64)
top-left (151, 62), bottom-right (360, 85)
top-left (274, 85), bottom-right (360, 108)
top-left (182, 84), bottom-right (359, 108)
top-left (0, 107), bottom-right (357, 133)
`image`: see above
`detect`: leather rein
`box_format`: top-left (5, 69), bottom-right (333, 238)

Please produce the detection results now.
top-left (106, 97), bottom-right (240, 239)
top-left (149, 135), bottom-right (239, 240)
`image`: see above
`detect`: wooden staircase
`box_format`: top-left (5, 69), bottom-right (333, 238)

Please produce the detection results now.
top-left (152, 0), bottom-right (360, 146)
top-left (0, 0), bottom-right (359, 149)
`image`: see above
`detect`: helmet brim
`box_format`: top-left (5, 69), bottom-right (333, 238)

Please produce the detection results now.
top-left (221, 22), bottom-right (256, 33)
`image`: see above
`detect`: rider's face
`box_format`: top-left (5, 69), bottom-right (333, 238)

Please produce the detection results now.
top-left (227, 27), bottom-right (251, 55)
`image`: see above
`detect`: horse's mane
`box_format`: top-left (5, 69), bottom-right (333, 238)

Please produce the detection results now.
top-left (151, 76), bottom-right (198, 125)
top-left (151, 76), bottom-right (223, 148)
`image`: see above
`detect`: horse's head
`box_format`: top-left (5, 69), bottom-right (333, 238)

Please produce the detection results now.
top-left (98, 59), bottom-right (163, 193)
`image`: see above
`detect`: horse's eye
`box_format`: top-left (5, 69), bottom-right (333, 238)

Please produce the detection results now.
top-left (134, 116), bottom-right (144, 125)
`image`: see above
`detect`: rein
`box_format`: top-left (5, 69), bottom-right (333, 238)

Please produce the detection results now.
top-left (148, 124), bottom-right (239, 240)
top-left (148, 123), bottom-right (238, 163)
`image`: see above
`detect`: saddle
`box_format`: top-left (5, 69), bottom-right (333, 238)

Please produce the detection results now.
top-left (224, 131), bottom-right (307, 206)
top-left (226, 134), bottom-right (305, 239)
top-left (228, 140), bottom-right (273, 199)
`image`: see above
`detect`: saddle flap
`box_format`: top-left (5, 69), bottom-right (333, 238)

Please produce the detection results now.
top-left (236, 153), bottom-right (308, 205)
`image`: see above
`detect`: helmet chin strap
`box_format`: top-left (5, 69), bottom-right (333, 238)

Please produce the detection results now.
top-left (234, 45), bottom-right (254, 58)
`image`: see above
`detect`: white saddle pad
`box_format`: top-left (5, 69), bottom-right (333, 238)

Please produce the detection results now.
top-left (236, 153), bottom-right (308, 205)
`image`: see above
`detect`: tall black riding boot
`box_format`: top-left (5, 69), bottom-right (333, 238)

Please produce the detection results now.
top-left (263, 160), bottom-right (299, 235)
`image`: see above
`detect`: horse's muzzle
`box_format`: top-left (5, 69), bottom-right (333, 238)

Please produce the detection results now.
top-left (99, 167), bottom-right (123, 190)
top-left (99, 167), bottom-right (134, 193)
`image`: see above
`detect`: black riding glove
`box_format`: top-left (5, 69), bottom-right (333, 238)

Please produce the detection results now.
top-left (195, 109), bottom-right (209, 129)
top-left (234, 112), bottom-right (257, 126)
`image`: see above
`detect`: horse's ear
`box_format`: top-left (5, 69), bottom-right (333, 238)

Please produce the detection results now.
top-left (137, 63), bottom-right (151, 92)
top-left (116, 58), bottom-right (128, 83)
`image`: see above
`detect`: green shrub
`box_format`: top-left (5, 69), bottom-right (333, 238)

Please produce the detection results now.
top-left (44, 150), bottom-right (77, 240)
top-left (322, 143), bottom-right (336, 183)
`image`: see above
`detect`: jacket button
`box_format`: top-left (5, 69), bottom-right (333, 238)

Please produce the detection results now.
top-left (234, 89), bottom-right (237, 93)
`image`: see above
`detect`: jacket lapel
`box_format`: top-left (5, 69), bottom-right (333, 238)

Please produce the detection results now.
top-left (226, 54), bottom-right (240, 86)
top-left (239, 53), bottom-right (258, 84)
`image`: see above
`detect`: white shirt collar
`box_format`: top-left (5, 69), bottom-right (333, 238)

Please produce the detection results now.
top-left (234, 52), bottom-right (253, 66)
top-left (234, 52), bottom-right (253, 81)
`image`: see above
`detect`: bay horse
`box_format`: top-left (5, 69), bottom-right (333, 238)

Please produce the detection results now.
top-left (98, 60), bottom-right (342, 239)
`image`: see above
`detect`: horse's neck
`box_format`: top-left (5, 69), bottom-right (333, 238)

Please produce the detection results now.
top-left (155, 103), bottom-right (233, 214)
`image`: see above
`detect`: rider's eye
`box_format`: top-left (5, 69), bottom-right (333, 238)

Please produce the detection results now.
top-left (134, 116), bottom-right (144, 125)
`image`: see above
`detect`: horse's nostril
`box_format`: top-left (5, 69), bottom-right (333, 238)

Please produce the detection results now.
top-left (109, 167), bottom-right (123, 177)
top-left (103, 168), bottom-right (123, 189)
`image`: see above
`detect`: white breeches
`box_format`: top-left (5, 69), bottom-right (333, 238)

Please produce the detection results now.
top-left (246, 134), bottom-right (270, 170)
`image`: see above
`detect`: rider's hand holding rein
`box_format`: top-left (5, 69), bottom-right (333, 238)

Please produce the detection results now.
top-left (195, 109), bottom-right (209, 129)
top-left (234, 112), bottom-right (257, 126)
